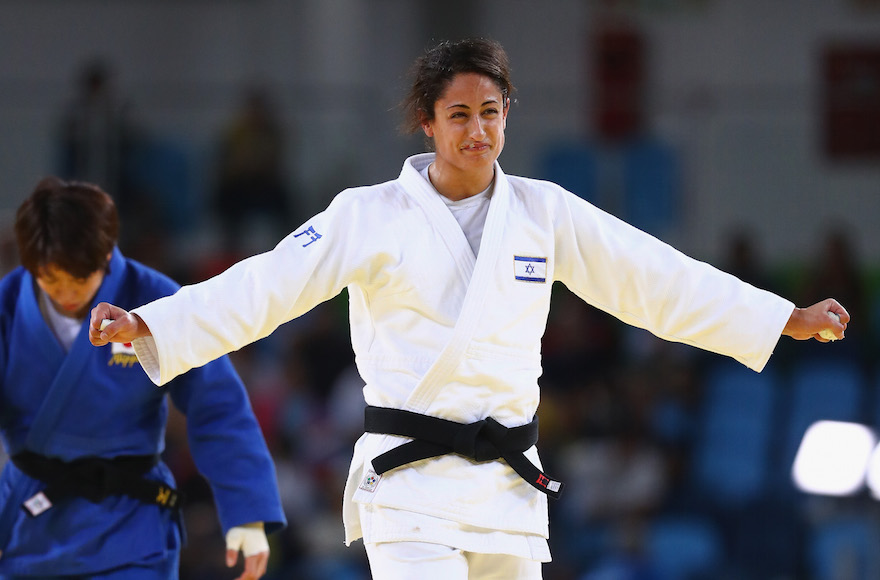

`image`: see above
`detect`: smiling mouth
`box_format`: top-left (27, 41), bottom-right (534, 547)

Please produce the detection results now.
top-left (462, 142), bottom-right (490, 151)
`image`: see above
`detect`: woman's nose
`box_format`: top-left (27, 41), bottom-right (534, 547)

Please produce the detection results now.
top-left (468, 116), bottom-right (486, 138)
top-left (57, 287), bottom-right (78, 303)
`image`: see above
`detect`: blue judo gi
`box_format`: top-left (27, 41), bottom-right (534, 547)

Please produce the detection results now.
top-left (0, 248), bottom-right (286, 577)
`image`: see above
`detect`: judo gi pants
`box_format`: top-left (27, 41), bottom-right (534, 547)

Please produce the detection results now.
top-left (364, 541), bottom-right (542, 579)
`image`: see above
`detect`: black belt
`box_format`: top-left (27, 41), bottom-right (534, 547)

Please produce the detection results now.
top-left (11, 451), bottom-right (183, 517)
top-left (364, 406), bottom-right (564, 499)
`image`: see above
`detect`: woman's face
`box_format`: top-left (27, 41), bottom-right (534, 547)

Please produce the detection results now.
top-left (423, 72), bottom-right (509, 187)
top-left (35, 263), bottom-right (106, 319)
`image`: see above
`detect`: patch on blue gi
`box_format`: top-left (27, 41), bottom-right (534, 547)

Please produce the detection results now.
top-left (514, 256), bottom-right (547, 283)
top-left (23, 491), bottom-right (53, 516)
top-left (109, 341), bottom-right (139, 368)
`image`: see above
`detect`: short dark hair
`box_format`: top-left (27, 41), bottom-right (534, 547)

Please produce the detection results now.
top-left (15, 176), bottom-right (119, 278)
top-left (400, 37), bottom-right (515, 136)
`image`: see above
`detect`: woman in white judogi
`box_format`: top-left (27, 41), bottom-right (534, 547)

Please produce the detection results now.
top-left (90, 38), bottom-right (849, 579)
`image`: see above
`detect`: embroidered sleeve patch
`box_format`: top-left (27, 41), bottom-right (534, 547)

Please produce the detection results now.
top-left (293, 225), bottom-right (322, 247)
top-left (514, 256), bottom-right (547, 283)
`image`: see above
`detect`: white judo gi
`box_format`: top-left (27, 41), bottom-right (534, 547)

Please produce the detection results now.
top-left (129, 153), bottom-right (794, 561)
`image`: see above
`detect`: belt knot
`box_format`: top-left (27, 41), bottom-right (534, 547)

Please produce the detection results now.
top-left (451, 418), bottom-right (510, 461)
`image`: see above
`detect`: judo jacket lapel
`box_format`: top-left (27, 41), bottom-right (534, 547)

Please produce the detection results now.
top-left (396, 154), bottom-right (510, 413)
top-left (397, 154), bottom-right (477, 282)
top-left (25, 249), bottom-right (128, 452)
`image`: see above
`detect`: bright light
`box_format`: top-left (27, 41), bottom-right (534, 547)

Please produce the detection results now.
top-left (792, 421), bottom-right (876, 496)
top-left (865, 444), bottom-right (880, 500)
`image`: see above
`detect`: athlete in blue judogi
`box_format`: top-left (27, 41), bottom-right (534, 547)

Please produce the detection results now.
top-left (0, 177), bottom-right (286, 579)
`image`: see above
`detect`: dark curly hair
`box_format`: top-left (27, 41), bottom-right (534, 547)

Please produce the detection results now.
top-left (399, 38), bottom-right (515, 139)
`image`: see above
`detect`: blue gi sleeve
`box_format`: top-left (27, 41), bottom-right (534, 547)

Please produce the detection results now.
top-left (167, 355), bottom-right (287, 535)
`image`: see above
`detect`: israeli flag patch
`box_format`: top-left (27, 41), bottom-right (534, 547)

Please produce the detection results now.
top-left (514, 256), bottom-right (547, 283)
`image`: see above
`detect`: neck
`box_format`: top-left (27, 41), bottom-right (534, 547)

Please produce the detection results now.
top-left (428, 162), bottom-right (494, 201)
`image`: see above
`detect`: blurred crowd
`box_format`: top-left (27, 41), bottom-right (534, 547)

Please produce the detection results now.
top-left (2, 57), bottom-right (879, 580)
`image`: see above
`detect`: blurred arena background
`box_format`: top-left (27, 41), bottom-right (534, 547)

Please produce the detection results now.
top-left (1, 1), bottom-right (880, 578)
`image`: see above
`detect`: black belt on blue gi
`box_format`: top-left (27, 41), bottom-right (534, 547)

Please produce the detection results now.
top-left (364, 405), bottom-right (564, 499)
top-left (11, 451), bottom-right (183, 517)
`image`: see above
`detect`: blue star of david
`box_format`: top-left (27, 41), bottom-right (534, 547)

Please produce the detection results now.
top-left (525, 264), bottom-right (535, 274)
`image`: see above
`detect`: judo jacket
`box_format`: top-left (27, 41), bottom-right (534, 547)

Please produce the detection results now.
top-left (128, 153), bottom-right (794, 548)
top-left (0, 248), bottom-right (286, 576)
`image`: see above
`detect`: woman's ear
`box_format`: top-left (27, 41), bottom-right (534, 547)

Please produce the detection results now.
top-left (420, 113), bottom-right (434, 138)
